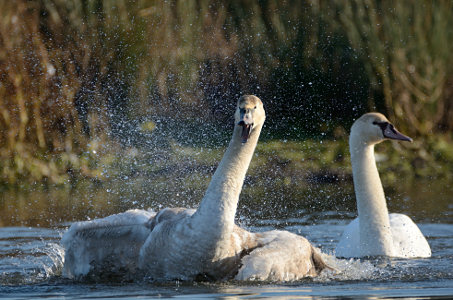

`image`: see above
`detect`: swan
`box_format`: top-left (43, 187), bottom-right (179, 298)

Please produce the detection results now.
top-left (335, 112), bottom-right (431, 258)
top-left (62, 95), bottom-right (327, 281)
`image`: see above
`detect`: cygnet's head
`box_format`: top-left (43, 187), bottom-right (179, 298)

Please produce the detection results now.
top-left (235, 95), bottom-right (265, 143)
top-left (350, 112), bottom-right (412, 145)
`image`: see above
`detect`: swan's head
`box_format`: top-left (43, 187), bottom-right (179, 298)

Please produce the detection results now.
top-left (351, 112), bottom-right (412, 145)
top-left (235, 95), bottom-right (265, 143)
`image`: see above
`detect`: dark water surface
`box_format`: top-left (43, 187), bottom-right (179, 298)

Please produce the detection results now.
top-left (1, 179), bottom-right (452, 299)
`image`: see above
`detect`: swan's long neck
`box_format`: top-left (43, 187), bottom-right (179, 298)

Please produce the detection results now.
top-left (192, 123), bottom-right (262, 238)
top-left (350, 135), bottom-right (395, 256)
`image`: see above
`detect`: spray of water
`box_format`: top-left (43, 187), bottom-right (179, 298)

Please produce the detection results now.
top-left (315, 253), bottom-right (381, 282)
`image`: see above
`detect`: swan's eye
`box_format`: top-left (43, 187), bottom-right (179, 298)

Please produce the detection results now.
top-left (373, 121), bottom-right (390, 132)
top-left (254, 106), bottom-right (257, 109)
top-left (373, 121), bottom-right (387, 126)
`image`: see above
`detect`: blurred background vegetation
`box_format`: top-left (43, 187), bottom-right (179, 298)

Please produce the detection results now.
top-left (0, 0), bottom-right (452, 187)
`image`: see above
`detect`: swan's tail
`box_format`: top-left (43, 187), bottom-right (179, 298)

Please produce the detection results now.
top-left (311, 245), bottom-right (336, 274)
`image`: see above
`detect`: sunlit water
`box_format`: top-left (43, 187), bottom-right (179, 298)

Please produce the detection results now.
top-left (1, 180), bottom-right (452, 299)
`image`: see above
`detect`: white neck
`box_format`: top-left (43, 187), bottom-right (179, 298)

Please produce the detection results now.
top-left (192, 123), bottom-right (262, 238)
top-left (349, 135), bottom-right (395, 256)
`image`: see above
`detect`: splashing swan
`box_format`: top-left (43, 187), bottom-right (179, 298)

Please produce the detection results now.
top-left (335, 113), bottom-right (431, 258)
top-left (63, 95), bottom-right (326, 281)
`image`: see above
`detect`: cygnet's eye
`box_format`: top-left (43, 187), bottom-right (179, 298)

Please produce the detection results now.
top-left (373, 120), bottom-right (387, 126)
top-left (254, 106), bottom-right (257, 109)
top-left (373, 121), bottom-right (390, 131)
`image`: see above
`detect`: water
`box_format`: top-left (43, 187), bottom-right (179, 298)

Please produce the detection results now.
top-left (1, 180), bottom-right (452, 299)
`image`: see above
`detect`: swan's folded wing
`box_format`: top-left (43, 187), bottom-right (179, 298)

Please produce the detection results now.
top-left (145, 207), bottom-right (195, 230)
top-left (235, 230), bottom-right (324, 281)
top-left (335, 217), bottom-right (361, 258)
top-left (62, 209), bottom-right (155, 279)
top-left (389, 213), bottom-right (431, 258)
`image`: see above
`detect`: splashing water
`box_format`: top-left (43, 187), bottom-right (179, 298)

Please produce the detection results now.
top-left (0, 179), bottom-right (452, 298)
top-left (315, 253), bottom-right (381, 282)
top-left (0, 219), bottom-right (452, 298)
top-left (0, 227), bottom-right (65, 285)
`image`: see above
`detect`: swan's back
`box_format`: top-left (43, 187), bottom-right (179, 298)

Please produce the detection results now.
top-left (389, 213), bottom-right (431, 258)
top-left (335, 214), bottom-right (431, 258)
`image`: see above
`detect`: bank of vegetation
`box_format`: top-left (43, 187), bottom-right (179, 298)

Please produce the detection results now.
top-left (0, 0), bottom-right (452, 187)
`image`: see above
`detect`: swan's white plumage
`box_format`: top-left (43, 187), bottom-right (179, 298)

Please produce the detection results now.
top-left (336, 213), bottom-right (431, 258)
top-left (236, 230), bottom-right (323, 281)
top-left (62, 209), bottom-right (155, 278)
top-left (387, 213), bottom-right (431, 257)
top-left (335, 112), bottom-right (431, 258)
top-left (62, 95), bottom-right (326, 281)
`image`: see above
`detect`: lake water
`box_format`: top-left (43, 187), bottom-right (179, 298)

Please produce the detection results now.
top-left (1, 178), bottom-right (452, 299)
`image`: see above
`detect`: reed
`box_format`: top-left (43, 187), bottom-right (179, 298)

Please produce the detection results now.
top-left (0, 0), bottom-right (144, 184)
top-left (335, 0), bottom-right (453, 135)
top-left (0, 0), bottom-right (452, 185)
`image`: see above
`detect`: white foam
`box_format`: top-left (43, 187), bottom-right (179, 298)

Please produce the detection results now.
top-left (314, 252), bottom-right (382, 282)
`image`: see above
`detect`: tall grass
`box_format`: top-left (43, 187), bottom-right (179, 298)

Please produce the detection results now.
top-left (0, 0), bottom-right (452, 185)
top-left (0, 0), bottom-right (145, 184)
top-left (335, 0), bottom-right (453, 135)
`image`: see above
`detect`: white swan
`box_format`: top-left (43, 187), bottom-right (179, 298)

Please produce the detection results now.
top-left (335, 112), bottom-right (431, 258)
top-left (62, 95), bottom-right (326, 281)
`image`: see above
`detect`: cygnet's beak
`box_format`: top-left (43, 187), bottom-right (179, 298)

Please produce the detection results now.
top-left (382, 123), bottom-right (413, 142)
top-left (238, 110), bottom-right (254, 144)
